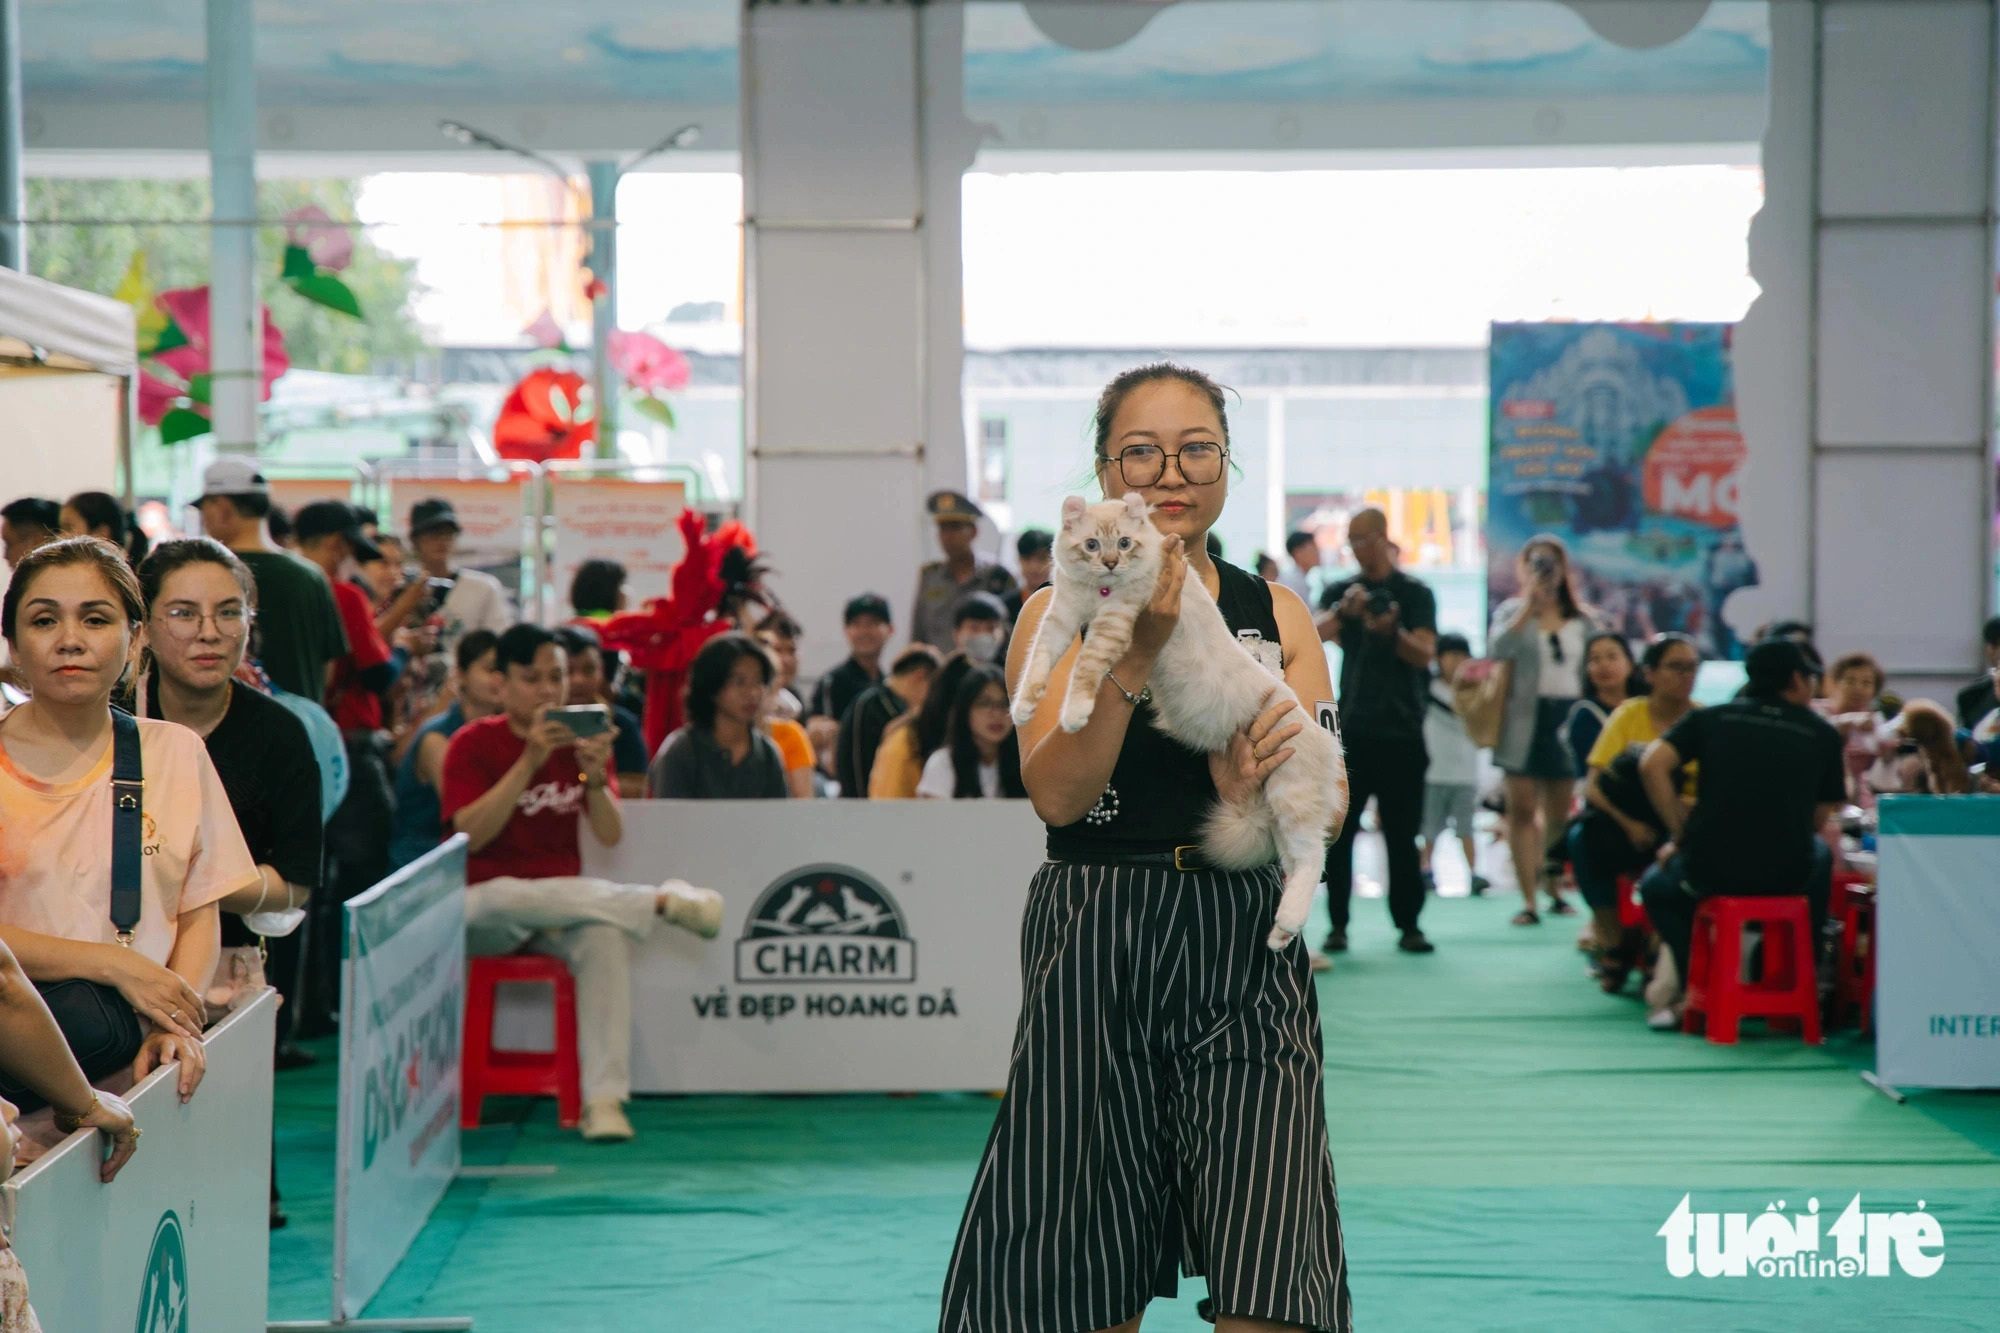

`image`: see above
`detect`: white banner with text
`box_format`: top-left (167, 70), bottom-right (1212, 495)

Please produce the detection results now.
top-left (333, 836), bottom-right (468, 1320)
top-left (488, 801), bottom-right (1041, 1093)
top-left (1876, 796), bottom-right (2000, 1091)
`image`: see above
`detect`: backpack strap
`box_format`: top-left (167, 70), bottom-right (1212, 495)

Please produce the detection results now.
top-left (108, 708), bottom-right (144, 945)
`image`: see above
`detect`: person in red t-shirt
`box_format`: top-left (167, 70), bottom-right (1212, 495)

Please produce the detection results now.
top-left (441, 624), bottom-right (722, 1142)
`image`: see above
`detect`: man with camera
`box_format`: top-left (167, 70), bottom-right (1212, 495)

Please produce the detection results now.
top-left (1316, 507), bottom-right (1439, 956)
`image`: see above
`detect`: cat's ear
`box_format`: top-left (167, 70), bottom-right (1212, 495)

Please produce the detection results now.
top-left (1060, 495), bottom-right (1087, 530)
top-left (1121, 491), bottom-right (1148, 520)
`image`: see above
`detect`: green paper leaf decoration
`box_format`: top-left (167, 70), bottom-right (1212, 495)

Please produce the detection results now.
top-left (159, 406), bottom-right (213, 445)
top-left (281, 243), bottom-right (317, 281)
top-left (152, 318), bottom-right (188, 356)
top-left (186, 373), bottom-right (212, 405)
top-left (288, 272), bottom-right (363, 319)
top-left (629, 394), bottom-right (676, 429)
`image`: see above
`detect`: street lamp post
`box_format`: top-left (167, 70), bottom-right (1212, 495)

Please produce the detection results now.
top-left (439, 120), bottom-right (700, 461)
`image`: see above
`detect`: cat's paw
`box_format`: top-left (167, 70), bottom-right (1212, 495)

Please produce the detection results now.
top-left (1266, 925), bottom-right (1298, 951)
top-left (1010, 691), bottom-right (1039, 726)
top-left (1059, 699), bottom-right (1095, 733)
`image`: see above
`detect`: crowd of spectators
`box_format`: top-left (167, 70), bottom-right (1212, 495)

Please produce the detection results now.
top-left (2, 460), bottom-right (1998, 1324)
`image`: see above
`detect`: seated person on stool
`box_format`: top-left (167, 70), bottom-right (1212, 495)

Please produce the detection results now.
top-left (1636, 638), bottom-right (1846, 1030)
top-left (441, 624), bottom-right (724, 1142)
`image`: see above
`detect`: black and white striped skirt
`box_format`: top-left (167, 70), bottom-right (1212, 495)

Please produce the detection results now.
top-left (940, 860), bottom-right (1354, 1333)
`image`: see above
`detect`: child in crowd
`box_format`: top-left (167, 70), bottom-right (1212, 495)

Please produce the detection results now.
top-left (1420, 633), bottom-right (1490, 896)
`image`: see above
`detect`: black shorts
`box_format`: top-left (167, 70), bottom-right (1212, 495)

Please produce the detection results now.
top-left (940, 861), bottom-right (1353, 1333)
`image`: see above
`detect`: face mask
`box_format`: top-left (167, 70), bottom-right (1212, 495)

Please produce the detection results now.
top-left (963, 631), bottom-right (1003, 663)
top-left (244, 906), bottom-right (307, 938)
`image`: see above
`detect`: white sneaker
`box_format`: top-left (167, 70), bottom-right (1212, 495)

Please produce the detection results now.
top-left (1646, 1005), bottom-right (1683, 1032)
top-left (581, 1098), bottom-right (635, 1142)
top-left (659, 879), bottom-right (724, 939)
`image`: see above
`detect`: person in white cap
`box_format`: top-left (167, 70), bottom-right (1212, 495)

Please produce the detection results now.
top-left (193, 458), bottom-right (347, 707)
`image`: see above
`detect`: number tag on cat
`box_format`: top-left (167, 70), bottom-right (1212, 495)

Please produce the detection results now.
top-left (1315, 700), bottom-right (1341, 740)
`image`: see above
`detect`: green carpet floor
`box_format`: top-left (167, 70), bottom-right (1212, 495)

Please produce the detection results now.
top-left (270, 891), bottom-right (2000, 1331)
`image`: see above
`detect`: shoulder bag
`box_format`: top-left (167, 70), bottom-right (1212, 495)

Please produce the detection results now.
top-left (0, 711), bottom-right (148, 1113)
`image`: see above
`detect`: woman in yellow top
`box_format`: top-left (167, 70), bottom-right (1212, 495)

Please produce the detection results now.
top-left (868, 654), bottom-right (972, 799)
top-left (1569, 633), bottom-right (1701, 990)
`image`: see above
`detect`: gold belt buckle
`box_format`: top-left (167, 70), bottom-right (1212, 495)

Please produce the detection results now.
top-left (1173, 845), bottom-right (1201, 871)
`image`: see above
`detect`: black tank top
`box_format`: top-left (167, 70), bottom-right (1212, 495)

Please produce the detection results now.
top-left (1044, 557), bottom-right (1283, 859)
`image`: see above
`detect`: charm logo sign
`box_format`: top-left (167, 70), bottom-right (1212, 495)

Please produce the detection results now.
top-left (136, 1210), bottom-right (189, 1333)
top-left (735, 864), bottom-right (917, 984)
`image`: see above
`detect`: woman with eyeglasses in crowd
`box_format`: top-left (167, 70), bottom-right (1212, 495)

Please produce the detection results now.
top-left (133, 538), bottom-right (324, 1227)
top-left (1488, 534), bottom-right (1607, 925)
top-left (914, 664), bottom-right (1025, 800)
top-left (0, 537), bottom-right (257, 1115)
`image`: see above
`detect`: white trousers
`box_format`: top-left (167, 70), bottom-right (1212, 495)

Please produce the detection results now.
top-left (465, 876), bottom-right (658, 1103)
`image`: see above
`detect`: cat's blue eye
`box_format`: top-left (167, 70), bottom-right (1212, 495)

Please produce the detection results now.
top-left (1084, 539), bottom-right (1099, 552)
top-left (1117, 537), bottom-right (1131, 550)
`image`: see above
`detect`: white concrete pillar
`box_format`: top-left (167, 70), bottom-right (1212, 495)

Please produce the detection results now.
top-left (1739, 0), bottom-right (1996, 691)
top-left (205, 0), bottom-right (260, 453)
top-left (742, 1), bottom-right (973, 674)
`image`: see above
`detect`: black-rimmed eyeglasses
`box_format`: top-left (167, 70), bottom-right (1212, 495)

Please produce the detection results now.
top-left (1099, 442), bottom-right (1228, 490)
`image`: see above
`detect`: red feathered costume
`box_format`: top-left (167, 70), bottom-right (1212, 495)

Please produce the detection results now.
top-left (597, 509), bottom-right (764, 757)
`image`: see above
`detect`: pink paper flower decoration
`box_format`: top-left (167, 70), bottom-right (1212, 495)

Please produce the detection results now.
top-left (606, 328), bottom-right (691, 394)
top-left (524, 310), bottom-right (565, 349)
top-left (154, 286), bottom-right (291, 400)
top-left (137, 370), bottom-right (183, 426)
top-left (283, 204), bottom-right (354, 272)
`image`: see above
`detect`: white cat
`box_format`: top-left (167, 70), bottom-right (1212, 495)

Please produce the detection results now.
top-left (1012, 493), bottom-right (1347, 950)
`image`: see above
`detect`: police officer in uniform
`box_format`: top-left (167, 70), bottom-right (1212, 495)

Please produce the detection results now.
top-left (910, 490), bottom-right (1017, 650)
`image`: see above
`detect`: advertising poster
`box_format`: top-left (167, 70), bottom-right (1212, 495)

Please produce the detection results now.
top-left (386, 476), bottom-right (529, 603)
top-left (267, 476), bottom-right (357, 516)
top-left (549, 476), bottom-right (687, 615)
top-left (1488, 322), bottom-right (1757, 659)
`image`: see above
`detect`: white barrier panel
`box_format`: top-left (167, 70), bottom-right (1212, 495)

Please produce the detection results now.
top-left (1875, 796), bottom-right (2000, 1091)
top-left (333, 838), bottom-right (468, 1320)
top-left (508, 800), bottom-right (1042, 1092)
top-left (549, 475), bottom-right (687, 611)
top-left (0, 989), bottom-right (275, 1332)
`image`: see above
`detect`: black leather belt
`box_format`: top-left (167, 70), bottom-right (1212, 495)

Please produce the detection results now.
top-left (1051, 845), bottom-right (1214, 871)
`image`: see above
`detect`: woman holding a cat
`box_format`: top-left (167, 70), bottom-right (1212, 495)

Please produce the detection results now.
top-left (941, 364), bottom-right (1355, 1333)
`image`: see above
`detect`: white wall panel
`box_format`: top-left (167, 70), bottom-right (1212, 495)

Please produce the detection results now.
top-left (1813, 450), bottom-right (1988, 669)
top-left (1820, 1), bottom-right (1992, 217)
top-left (745, 8), bottom-right (920, 222)
top-left (1816, 224), bottom-right (1989, 446)
top-left (753, 230), bottom-right (924, 451)
top-left (757, 454), bottom-right (925, 651)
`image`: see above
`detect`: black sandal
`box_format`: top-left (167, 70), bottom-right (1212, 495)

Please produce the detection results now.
top-left (1547, 896), bottom-right (1579, 917)
top-left (1510, 909), bottom-right (1541, 926)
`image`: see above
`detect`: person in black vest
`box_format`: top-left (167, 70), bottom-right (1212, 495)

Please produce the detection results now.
top-left (942, 362), bottom-right (1353, 1333)
top-left (1315, 506), bottom-right (1438, 954)
top-left (1637, 637), bottom-right (1846, 1031)
top-left (1955, 615), bottom-right (2000, 731)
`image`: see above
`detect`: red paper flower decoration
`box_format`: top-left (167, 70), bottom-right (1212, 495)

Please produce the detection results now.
top-left (493, 367), bottom-right (595, 462)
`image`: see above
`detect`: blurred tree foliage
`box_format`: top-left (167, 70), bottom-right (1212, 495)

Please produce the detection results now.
top-left (26, 177), bottom-right (426, 374)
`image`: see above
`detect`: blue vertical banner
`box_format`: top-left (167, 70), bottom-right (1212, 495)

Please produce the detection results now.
top-left (1488, 322), bottom-right (1757, 659)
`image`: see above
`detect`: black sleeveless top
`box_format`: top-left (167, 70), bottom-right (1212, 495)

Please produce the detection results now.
top-left (1044, 558), bottom-right (1283, 859)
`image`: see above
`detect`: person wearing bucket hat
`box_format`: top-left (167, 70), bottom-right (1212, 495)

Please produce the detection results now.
top-left (910, 491), bottom-right (1016, 651)
top-left (406, 497), bottom-right (515, 647)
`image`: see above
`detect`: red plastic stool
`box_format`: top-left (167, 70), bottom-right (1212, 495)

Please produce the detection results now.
top-left (462, 954), bottom-right (582, 1129)
top-left (1831, 876), bottom-right (1876, 1035)
top-left (1681, 896), bottom-right (1822, 1045)
top-left (1616, 875), bottom-right (1650, 931)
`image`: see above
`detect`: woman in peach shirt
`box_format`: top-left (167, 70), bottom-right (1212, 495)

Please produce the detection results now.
top-left (0, 538), bottom-right (258, 1103)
